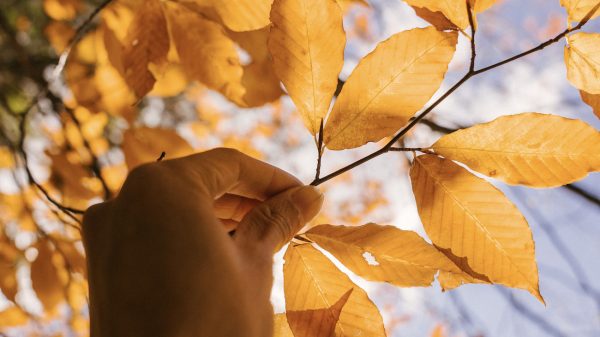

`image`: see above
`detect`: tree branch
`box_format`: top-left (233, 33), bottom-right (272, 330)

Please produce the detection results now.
top-left (310, 4), bottom-right (598, 186)
top-left (314, 119), bottom-right (325, 181)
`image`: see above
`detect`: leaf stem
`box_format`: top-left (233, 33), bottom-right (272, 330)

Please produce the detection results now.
top-left (314, 119), bottom-right (325, 181)
top-left (310, 3), bottom-right (597, 186)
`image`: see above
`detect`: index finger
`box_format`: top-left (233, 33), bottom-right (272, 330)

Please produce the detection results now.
top-left (169, 148), bottom-right (302, 200)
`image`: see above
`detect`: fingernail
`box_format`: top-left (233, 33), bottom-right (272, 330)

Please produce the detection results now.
top-left (291, 186), bottom-right (324, 223)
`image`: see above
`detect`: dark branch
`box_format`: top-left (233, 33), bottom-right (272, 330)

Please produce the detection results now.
top-left (563, 184), bottom-right (600, 208)
top-left (314, 119), bottom-right (325, 181)
top-left (311, 4), bottom-right (598, 186)
top-left (497, 288), bottom-right (567, 337)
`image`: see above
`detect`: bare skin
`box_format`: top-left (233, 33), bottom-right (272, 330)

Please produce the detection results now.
top-left (82, 148), bottom-right (324, 337)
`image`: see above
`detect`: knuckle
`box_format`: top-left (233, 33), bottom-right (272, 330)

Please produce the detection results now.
top-left (251, 201), bottom-right (299, 242)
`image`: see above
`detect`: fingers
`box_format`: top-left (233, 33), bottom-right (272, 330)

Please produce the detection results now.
top-left (169, 148), bottom-right (302, 200)
top-left (234, 185), bottom-right (324, 253)
top-left (214, 194), bottom-right (260, 222)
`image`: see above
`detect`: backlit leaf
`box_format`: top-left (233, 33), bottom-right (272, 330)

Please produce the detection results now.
top-left (31, 241), bottom-right (64, 313)
top-left (410, 155), bottom-right (543, 303)
top-left (287, 288), bottom-right (352, 337)
top-left (324, 27), bottom-right (457, 150)
top-left (228, 28), bottom-right (283, 107)
top-left (165, 2), bottom-right (246, 105)
top-left (121, 0), bottom-right (169, 98)
top-left (202, 0), bottom-right (273, 32)
top-left (269, 0), bottom-right (345, 134)
top-left (284, 243), bottom-right (386, 336)
top-left (122, 127), bottom-right (194, 170)
top-left (560, 0), bottom-right (600, 23)
top-left (581, 90), bottom-right (600, 118)
top-left (565, 32), bottom-right (600, 94)
top-left (273, 313), bottom-right (294, 337)
top-left (404, 0), bottom-right (497, 30)
top-left (432, 113), bottom-right (600, 187)
top-left (306, 224), bottom-right (472, 287)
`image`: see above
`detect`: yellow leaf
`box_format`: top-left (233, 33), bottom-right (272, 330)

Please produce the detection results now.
top-left (228, 28), bottom-right (283, 107)
top-left (581, 90), bottom-right (600, 119)
top-left (324, 27), bottom-right (457, 150)
top-left (430, 324), bottom-right (446, 337)
top-left (122, 127), bottom-right (194, 170)
top-left (165, 2), bottom-right (246, 105)
top-left (44, 21), bottom-right (75, 54)
top-left (268, 0), bottom-right (345, 134)
top-left (31, 241), bottom-right (64, 313)
top-left (43, 0), bottom-right (82, 21)
top-left (565, 32), bottom-right (600, 94)
top-left (0, 146), bottom-right (14, 168)
top-left (149, 63), bottom-right (188, 97)
top-left (410, 155), bottom-right (543, 303)
top-left (284, 243), bottom-right (386, 337)
top-left (306, 223), bottom-right (470, 287)
top-left (0, 306), bottom-right (28, 327)
top-left (273, 313), bottom-right (294, 337)
top-left (432, 113), bottom-right (600, 187)
top-left (121, 0), bottom-right (169, 98)
top-left (404, 0), bottom-right (497, 30)
top-left (560, 0), bottom-right (600, 22)
top-left (201, 0), bottom-right (273, 32)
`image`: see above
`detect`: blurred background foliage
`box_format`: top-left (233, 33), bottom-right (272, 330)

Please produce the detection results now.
top-left (0, 0), bottom-right (599, 336)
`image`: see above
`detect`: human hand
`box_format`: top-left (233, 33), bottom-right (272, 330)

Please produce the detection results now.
top-left (82, 148), bottom-right (324, 337)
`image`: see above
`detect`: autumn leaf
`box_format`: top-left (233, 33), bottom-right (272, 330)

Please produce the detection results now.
top-left (121, 0), bottom-right (169, 98)
top-left (560, 0), bottom-right (600, 23)
top-left (432, 113), bottom-right (600, 187)
top-left (581, 90), bottom-right (600, 118)
top-left (284, 243), bottom-right (386, 336)
top-left (410, 155), bottom-right (543, 303)
top-left (306, 223), bottom-right (472, 287)
top-left (0, 306), bottom-right (28, 327)
top-left (122, 127), bottom-right (194, 170)
top-left (228, 28), bottom-right (284, 107)
top-left (273, 313), bottom-right (295, 337)
top-left (287, 289), bottom-right (353, 337)
top-left (324, 27), bottom-right (457, 150)
top-left (197, 0), bottom-right (273, 32)
top-left (565, 32), bottom-right (600, 94)
top-left (403, 0), bottom-right (497, 30)
top-left (268, 0), bottom-right (345, 135)
top-left (43, 0), bottom-right (82, 21)
top-left (164, 2), bottom-right (246, 105)
top-left (31, 241), bottom-right (65, 313)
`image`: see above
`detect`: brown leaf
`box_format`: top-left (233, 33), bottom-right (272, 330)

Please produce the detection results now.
top-left (165, 2), bottom-right (246, 105)
top-left (121, 0), bottom-right (169, 98)
top-left (581, 90), bottom-right (600, 119)
top-left (122, 127), bottom-right (194, 170)
top-left (410, 155), bottom-right (543, 303)
top-left (284, 243), bottom-right (386, 336)
top-left (31, 241), bottom-right (65, 313)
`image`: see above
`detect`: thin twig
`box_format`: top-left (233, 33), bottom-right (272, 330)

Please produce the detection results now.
top-left (53, 0), bottom-right (115, 77)
top-left (467, 0), bottom-right (477, 73)
top-left (563, 184), bottom-right (600, 208)
top-left (17, 99), bottom-right (85, 222)
top-left (314, 119), bottom-right (325, 181)
top-left (310, 4), bottom-right (597, 186)
top-left (389, 147), bottom-right (434, 154)
top-left (156, 151), bottom-right (166, 162)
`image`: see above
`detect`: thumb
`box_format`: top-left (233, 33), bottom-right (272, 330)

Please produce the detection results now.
top-left (234, 185), bottom-right (324, 253)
